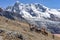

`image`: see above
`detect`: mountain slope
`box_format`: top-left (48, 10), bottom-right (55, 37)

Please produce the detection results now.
top-left (0, 16), bottom-right (60, 40)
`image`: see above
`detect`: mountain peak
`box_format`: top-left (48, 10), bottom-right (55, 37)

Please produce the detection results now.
top-left (16, 1), bottom-right (20, 3)
top-left (14, 1), bottom-right (20, 6)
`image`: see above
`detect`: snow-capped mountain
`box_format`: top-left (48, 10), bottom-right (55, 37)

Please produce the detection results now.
top-left (4, 1), bottom-right (60, 34)
top-left (6, 1), bottom-right (60, 21)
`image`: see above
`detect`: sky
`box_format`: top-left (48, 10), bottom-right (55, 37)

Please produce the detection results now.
top-left (0, 0), bottom-right (60, 9)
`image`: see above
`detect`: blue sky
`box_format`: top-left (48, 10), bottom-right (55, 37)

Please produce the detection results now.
top-left (0, 0), bottom-right (60, 9)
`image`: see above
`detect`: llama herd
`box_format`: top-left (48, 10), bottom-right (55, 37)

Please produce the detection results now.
top-left (29, 24), bottom-right (55, 39)
top-left (29, 24), bottom-right (48, 36)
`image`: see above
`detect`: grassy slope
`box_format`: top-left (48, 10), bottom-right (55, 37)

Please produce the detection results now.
top-left (0, 16), bottom-right (60, 40)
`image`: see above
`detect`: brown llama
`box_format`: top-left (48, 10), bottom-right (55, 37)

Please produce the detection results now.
top-left (29, 24), bottom-right (35, 31)
top-left (35, 26), bottom-right (41, 33)
top-left (5, 20), bottom-right (8, 22)
top-left (52, 34), bottom-right (55, 39)
top-left (41, 27), bottom-right (48, 36)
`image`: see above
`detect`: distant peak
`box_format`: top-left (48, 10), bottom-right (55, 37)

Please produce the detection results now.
top-left (16, 1), bottom-right (20, 3)
top-left (14, 1), bottom-right (20, 6)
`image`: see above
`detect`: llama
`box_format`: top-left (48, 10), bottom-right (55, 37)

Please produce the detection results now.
top-left (35, 26), bottom-right (41, 33)
top-left (52, 34), bottom-right (55, 39)
top-left (29, 24), bottom-right (35, 31)
top-left (41, 27), bottom-right (48, 36)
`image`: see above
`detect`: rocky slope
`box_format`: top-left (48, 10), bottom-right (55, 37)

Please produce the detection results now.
top-left (0, 16), bottom-right (59, 40)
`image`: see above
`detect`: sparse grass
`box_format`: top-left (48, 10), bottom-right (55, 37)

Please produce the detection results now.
top-left (0, 16), bottom-right (60, 40)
